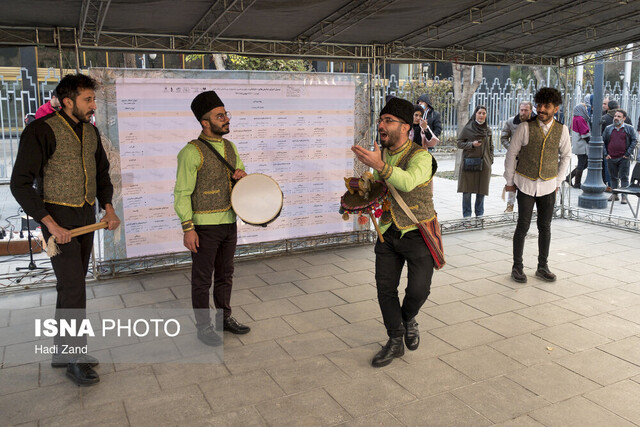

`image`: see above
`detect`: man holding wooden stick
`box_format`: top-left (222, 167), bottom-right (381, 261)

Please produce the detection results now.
top-left (11, 74), bottom-right (120, 386)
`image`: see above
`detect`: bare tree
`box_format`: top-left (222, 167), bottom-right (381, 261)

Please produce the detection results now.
top-left (212, 54), bottom-right (226, 70)
top-left (452, 64), bottom-right (483, 174)
top-left (123, 53), bottom-right (137, 68)
top-left (531, 66), bottom-right (546, 86)
top-left (452, 64), bottom-right (483, 133)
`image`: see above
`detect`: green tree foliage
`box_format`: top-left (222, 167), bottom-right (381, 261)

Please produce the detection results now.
top-left (226, 55), bottom-right (311, 72)
top-left (397, 79), bottom-right (452, 113)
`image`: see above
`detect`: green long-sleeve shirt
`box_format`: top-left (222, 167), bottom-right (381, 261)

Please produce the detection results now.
top-left (174, 132), bottom-right (245, 226)
top-left (374, 140), bottom-right (433, 236)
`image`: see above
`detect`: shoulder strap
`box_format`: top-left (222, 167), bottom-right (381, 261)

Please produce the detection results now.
top-left (387, 183), bottom-right (420, 224)
top-left (383, 148), bottom-right (420, 224)
top-left (198, 137), bottom-right (236, 174)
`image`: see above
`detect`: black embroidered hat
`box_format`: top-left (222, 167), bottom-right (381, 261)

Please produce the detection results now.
top-left (191, 90), bottom-right (224, 121)
top-left (380, 97), bottom-right (414, 125)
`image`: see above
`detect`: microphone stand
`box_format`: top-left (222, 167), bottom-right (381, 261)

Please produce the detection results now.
top-left (16, 213), bottom-right (47, 272)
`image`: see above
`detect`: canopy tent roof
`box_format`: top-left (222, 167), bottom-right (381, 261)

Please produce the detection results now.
top-left (1, 0), bottom-right (639, 66)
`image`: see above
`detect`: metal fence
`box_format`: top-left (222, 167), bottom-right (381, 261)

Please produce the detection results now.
top-left (0, 68), bottom-right (61, 181)
top-left (2, 67), bottom-right (640, 180)
top-left (387, 75), bottom-right (640, 151)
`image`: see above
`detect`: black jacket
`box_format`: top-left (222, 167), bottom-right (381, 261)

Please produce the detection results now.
top-left (417, 94), bottom-right (443, 137)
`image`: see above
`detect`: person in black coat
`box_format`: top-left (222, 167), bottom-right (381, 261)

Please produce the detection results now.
top-left (416, 94), bottom-right (443, 138)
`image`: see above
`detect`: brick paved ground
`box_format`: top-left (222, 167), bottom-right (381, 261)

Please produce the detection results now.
top-left (1, 155), bottom-right (639, 426)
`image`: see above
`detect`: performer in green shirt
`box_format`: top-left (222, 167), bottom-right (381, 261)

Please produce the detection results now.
top-left (174, 90), bottom-right (251, 345)
top-left (352, 97), bottom-right (436, 367)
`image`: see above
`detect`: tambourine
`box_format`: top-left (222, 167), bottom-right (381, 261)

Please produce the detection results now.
top-left (231, 173), bottom-right (283, 227)
top-left (340, 180), bottom-right (388, 242)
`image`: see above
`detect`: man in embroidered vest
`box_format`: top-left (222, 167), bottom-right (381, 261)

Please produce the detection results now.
top-left (352, 97), bottom-right (436, 367)
top-left (504, 88), bottom-right (571, 284)
top-left (10, 74), bottom-right (120, 386)
top-left (174, 90), bottom-right (251, 346)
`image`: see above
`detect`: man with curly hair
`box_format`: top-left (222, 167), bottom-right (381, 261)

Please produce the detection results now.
top-left (11, 74), bottom-right (120, 386)
top-left (504, 88), bottom-right (571, 284)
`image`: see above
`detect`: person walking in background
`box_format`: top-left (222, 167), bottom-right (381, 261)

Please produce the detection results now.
top-left (603, 109), bottom-right (637, 205)
top-left (457, 105), bottom-right (493, 218)
top-left (501, 101), bottom-right (534, 212)
top-left (567, 103), bottom-right (590, 189)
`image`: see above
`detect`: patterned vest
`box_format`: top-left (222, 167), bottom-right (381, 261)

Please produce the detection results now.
top-left (42, 113), bottom-right (97, 207)
top-left (380, 142), bottom-right (436, 229)
top-left (516, 119), bottom-right (563, 181)
top-left (189, 138), bottom-right (237, 214)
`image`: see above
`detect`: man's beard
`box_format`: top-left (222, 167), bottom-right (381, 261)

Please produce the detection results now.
top-left (379, 127), bottom-right (401, 148)
top-left (209, 121), bottom-right (230, 136)
top-left (519, 113), bottom-right (530, 121)
top-left (72, 104), bottom-right (93, 123)
top-left (537, 111), bottom-right (553, 123)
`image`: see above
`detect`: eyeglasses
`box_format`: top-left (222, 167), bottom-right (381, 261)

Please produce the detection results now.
top-left (213, 111), bottom-right (232, 121)
top-left (376, 117), bottom-right (405, 125)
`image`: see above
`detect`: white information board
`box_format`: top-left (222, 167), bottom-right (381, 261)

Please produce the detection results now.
top-left (107, 73), bottom-right (362, 258)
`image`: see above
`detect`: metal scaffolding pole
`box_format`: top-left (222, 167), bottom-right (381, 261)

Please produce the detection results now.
top-left (578, 53), bottom-right (608, 209)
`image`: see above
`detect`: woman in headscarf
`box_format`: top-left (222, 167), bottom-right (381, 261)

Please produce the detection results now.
top-left (457, 105), bottom-right (493, 218)
top-left (410, 104), bottom-right (425, 145)
top-left (410, 104), bottom-right (439, 151)
top-left (568, 103), bottom-right (590, 189)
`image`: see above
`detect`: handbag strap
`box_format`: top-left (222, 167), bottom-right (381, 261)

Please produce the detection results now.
top-left (198, 137), bottom-right (236, 174)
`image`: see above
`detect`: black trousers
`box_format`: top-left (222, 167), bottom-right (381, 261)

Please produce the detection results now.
top-left (41, 203), bottom-right (96, 359)
top-left (375, 227), bottom-right (434, 338)
top-left (513, 190), bottom-right (556, 269)
top-left (191, 223), bottom-right (237, 328)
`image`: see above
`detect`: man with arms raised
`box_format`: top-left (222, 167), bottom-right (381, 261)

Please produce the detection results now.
top-left (504, 88), bottom-right (570, 284)
top-left (352, 97), bottom-right (436, 367)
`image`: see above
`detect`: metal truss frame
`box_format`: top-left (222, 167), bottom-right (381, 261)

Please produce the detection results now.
top-left (382, 44), bottom-right (559, 66)
top-left (78, 0), bottom-right (112, 46)
top-left (187, 0), bottom-right (257, 50)
top-left (295, 0), bottom-right (397, 48)
top-left (564, 44), bottom-right (640, 68)
top-left (0, 25), bottom-right (561, 66)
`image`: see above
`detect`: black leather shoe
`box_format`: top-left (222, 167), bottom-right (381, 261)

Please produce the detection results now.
top-left (66, 362), bottom-right (100, 386)
top-left (535, 265), bottom-right (557, 282)
top-left (223, 317), bottom-right (251, 334)
top-left (511, 266), bottom-right (527, 283)
top-left (404, 318), bottom-right (420, 351)
top-left (52, 353), bottom-right (99, 368)
top-left (197, 324), bottom-right (222, 346)
top-left (371, 337), bottom-right (404, 368)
